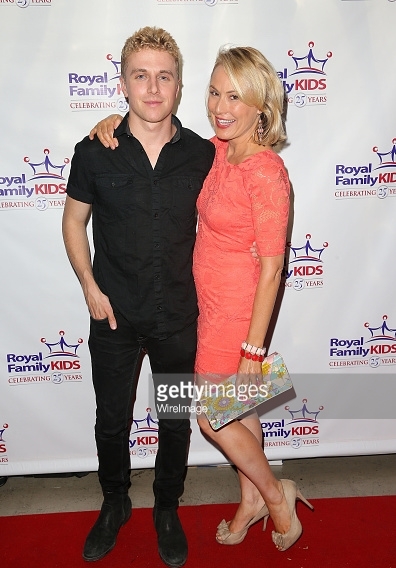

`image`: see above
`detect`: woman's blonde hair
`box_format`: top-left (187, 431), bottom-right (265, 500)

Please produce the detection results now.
top-left (121, 26), bottom-right (181, 79)
top-left (210, 46), bottom-right (286, 146)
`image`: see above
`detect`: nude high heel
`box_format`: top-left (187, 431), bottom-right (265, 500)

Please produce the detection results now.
top-left (271, 479), bottom-right (314, 552)
top-left (216, 504), bottom-right (270, 545)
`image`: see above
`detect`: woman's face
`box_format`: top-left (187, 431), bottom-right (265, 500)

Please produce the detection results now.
top-left (207, 64), bottom-right (259, 144)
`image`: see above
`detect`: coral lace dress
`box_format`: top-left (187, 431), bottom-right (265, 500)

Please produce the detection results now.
top-left (193, 137), bottom-right (290, 377)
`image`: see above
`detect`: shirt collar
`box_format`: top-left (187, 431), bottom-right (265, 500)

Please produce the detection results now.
top-left (115, 113), bottom-right (181, 144)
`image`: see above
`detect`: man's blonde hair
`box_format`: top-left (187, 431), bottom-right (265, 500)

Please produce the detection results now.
top-left (210, 46), bottom-right (286, 146)
top-left (121, 26), bottom-right (181, 78)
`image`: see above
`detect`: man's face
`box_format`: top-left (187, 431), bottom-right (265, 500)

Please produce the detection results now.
top-left (121, 48), bottom-right (180, 126)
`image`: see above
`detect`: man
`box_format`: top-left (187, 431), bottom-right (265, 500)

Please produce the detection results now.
top-left (62, 27), bottom-right (215, 568)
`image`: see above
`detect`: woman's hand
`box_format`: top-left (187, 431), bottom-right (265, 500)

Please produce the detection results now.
top-left (235, 356), bottom-right (263, 390)
top-left (89, 114), bottom-right (123, 149)
top-left (250, 241), bottom-right (259, 261)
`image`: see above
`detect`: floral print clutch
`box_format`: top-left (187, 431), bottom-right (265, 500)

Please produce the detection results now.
top-left (199, 353), bottom-right (293, 431)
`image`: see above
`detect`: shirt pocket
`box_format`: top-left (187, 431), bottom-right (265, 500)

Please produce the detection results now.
top-left (172, 176), bottom-right (203, 220)
top-left (94, 173), bottom-right (135, 223)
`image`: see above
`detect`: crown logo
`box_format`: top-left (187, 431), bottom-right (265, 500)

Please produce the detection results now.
top-left (106, 54), bottom-right (121, 81)
top-left (41, 331), bottom-right (83, 358)
top-left (364, 315), bottom-right (396, 343)
top-left (0, 424), bottom-right (8, 442)
top-left (24, 149), bottom-right (70, 181)
top-left (131, 408), bottom-right (159, 434)
top-left (288, 42), bottom-right (332, 76)
top-left (288, 234), bottom-right (328, 264)
top-left (373, 139), bottom-right (396, 170)
top-left (285, 399), bottom-right (324, 422)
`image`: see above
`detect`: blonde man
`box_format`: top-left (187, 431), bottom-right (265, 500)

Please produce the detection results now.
top-left (63, 27), bottom-right (215, 567)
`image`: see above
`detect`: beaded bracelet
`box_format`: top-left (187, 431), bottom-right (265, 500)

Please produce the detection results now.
top-left (240, 341), bottom-right (266, 362)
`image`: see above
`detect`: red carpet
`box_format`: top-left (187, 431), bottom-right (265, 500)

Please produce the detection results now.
top-left (1, 496), bottom-right (395, 568)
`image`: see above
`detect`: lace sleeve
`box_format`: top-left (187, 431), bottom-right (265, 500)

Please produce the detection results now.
top-left (248, 157), bottom-right (290, 257)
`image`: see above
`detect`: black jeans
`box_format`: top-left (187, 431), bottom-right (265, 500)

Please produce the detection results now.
top-left (88, 313), bottom-right (196, 509)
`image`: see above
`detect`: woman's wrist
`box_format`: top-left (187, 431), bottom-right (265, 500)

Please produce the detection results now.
top-left (240, 341), bottom-right (266, 362)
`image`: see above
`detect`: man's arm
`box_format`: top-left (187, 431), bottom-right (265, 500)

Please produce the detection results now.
top-left (62, 195), bottom-right (117, 329)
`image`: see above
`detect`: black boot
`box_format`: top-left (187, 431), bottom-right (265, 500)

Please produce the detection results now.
top-left (153, 507), bottom-right (188, 568)
top-left (83, 492), bottom-right (132, 561)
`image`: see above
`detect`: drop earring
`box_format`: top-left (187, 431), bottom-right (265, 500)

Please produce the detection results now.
top-left (256, 113), bottom-right (264, 143)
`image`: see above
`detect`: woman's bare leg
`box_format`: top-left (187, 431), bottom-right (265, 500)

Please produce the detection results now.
top-left (228, 413), bottom-right (266, 533)
top-left (198, 413), bottom-right (290, 535)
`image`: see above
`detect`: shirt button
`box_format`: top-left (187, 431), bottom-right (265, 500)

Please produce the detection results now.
top-left (154, 274), bottom-right (160, 280)
top-left (157, 305), bottom-right (163, 311)
top-left (153, 180), bottom-right (158, 185)
top-left (154, 212), bottom-right (159, 219)
top-left (154, 243), bottom-right (160, 249)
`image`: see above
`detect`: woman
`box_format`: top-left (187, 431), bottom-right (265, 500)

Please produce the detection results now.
top-left (193, 46), bottom-right (312, 551)
top-left (89, 45), bottom-right (312, 551)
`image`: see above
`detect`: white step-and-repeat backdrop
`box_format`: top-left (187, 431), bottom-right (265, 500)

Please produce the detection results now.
top-left (1, 0), bottom-right (395, 475)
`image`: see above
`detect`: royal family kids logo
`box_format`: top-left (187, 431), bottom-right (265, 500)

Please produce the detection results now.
top-left (129, 409), bottom-right (159, 459)
top-left (156, 0), bottom-right (238, 6)
top-left (329, 315), bottom-right (396, 369)
top-left (68, 54), bottom-right (128, 113)
top-left (278, 41), bottom-right (332, 108)
top-left (0, 423), bottom-right (9, 463)
top-left (0, 148), bottom-right (69, 212)
top-left (284, 234), bottom-right (328, 291)
top-left (0, 0), bottom-right (52, 7)
top-left (262, 399), bottom-right (323, 450)
top-left (6, 330), bottom-right (84, 385)
top-left (335, 139), bottom-right (396, 200)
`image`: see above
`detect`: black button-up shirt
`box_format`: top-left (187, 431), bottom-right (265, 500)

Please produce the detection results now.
top-left (67, 114), bottom-right (215, 338)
